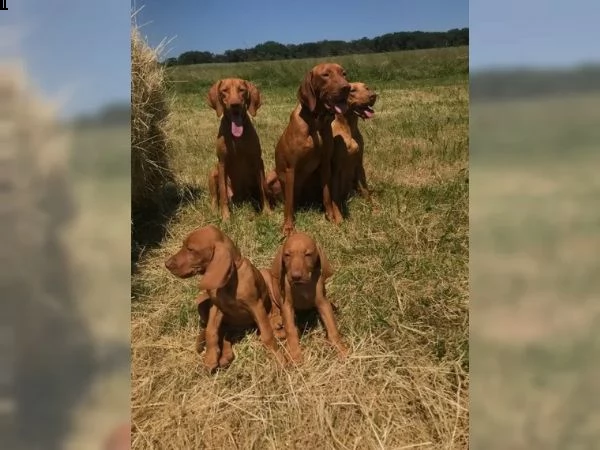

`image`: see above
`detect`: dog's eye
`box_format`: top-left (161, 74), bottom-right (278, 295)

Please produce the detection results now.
top-left (322, 72), bottom-right (330, 78)
top-left (305, 251), bottom-right (313, 257)
top-left (342, 71), bottom-right (347, 77)
top-left (284, 252), bottom-right (291, 258)
top-left (350, 87), bottom-right (357, 92)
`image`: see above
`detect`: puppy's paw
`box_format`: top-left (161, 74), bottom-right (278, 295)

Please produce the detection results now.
top-left (218, 353), bottom-right (234, 369)
top-left (287, 346), bottom-right (304, 365)
top-left (195, 332), bottom-right (206, 354)
top-left (333, 340), bottom-right (349, 359)
top-left (203, 351), bottom-right (220, 373)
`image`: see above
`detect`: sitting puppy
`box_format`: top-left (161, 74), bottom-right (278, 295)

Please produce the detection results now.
top-left (264, 232), bottom-right (348, 363)
top-left (331, 82), bottom-right (377, 208)
top-left (165, 225), bottom-right (284, 371)
top-left (207, 78), bottom-right (271, 220)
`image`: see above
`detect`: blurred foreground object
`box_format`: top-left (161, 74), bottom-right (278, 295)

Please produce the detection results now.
top-left (104, 422), bottom-right (131, 450)
top-left (0, 62), bottom-right (93, 449)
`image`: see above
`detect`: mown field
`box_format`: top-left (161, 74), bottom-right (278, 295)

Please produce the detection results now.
top-left (470, 93), bottom-right (600, 448)
top-left (132, 47), bottom-right (469, 449)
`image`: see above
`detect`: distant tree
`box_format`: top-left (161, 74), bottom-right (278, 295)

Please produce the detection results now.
top-left (167, 28), bottom-right (469, 66)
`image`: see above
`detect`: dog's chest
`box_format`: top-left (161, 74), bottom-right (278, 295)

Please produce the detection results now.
top-left (343, 136), bottom-right (360, 155)
top-left (289, 284), bottom-right (317, 310)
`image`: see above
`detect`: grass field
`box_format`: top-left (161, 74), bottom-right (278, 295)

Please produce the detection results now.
top-left (470, 93), bottom-right (600, 448)
top-left (132, 47), bottom-right (469, 449)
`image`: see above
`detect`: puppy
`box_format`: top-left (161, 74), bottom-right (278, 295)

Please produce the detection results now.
top-left (207, 78), bottom-right (271, 220)
top-left (265, 232), bottom-right (347, 363)
top-left (165, 225), bottom-right (284, 371)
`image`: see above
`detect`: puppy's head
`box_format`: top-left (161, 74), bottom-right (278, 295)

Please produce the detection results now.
top-left (165, 226), bottom-right (235, 290)
top-left (207, 78), bottom-right (261, 137)
top-left (346, 82), bottom-right (377, 119)
top-left (298, 63), bottom-right (350, 114)
top-left (271, 232), bottom-right (333, 285)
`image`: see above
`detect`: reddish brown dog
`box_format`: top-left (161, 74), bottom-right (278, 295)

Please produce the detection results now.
top-left (331, 82), bottom-right (377, 207)
top-left (274, 63), bottom-right (351, 235)
top-left (165, 225), bottom-right (284, 371)
top-left (264, 232), bottom-right (348, 363)
top-left (207, 78), bottom-right (271, 220)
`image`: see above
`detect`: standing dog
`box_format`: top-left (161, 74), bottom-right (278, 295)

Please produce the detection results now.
top-left (331, 82), bottom-right (377, 208)
top-left (165, 225), bottom-right (284, 371)
top-left (207, 78), bottom-right (271, 220)
top-left (274, 63), bottom-right (351, 235)
top-left (264, 232), bottom-right (348, 363)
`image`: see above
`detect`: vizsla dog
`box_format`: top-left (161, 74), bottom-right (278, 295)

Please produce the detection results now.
top-left (274, 63), bottom-right (351, 235)
top-left (207, 78), bottom-right (271, 220)
top-left (332, 82), bottom-right (377, 207)
top-left (265, 232), bottom-right (347, 363)
top-left (165, 225), bottom-right (284, 371)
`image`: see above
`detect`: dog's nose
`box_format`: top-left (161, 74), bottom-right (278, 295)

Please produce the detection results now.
top-left (370, 93), bottom-right (377, 102)
top-left (290, 271), bottom-right (303, 282)
top-left (341, 84), bottom-right (351, 95)
top-left (230, 102), bottom-right (243, 110)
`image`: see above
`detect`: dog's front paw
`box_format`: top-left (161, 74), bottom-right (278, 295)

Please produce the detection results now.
top-left (287, 345), bottom-right (304, 365)
top-left (334, 341), bottom-right (349, 359)
top-left (218, 353), bottom-right (234, 369)
top-left (203, 351), bottom-right (220, 373)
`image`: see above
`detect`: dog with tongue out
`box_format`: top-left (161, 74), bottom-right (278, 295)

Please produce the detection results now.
top-left (207, 78), bottom-right (272, 220)
top-left (331, 82), bottom-right (378, 209)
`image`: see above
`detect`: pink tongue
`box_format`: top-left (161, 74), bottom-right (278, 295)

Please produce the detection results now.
top-left (363, 109), bottom-right (374, 118)
top-left (231, 121), bottom-right (243, 137)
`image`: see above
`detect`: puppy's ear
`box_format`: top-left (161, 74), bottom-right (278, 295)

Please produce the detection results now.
top-left (297, 70), bottom-right (317, 112)
top-left (198, 242), bottom-right (233, 291)
top-left (246, 81), bottom-right (261, 117)
top-left (260, 268), bottom-right (281, 308)
top-left (207, 80), bottom-right (223, 117)
top-left (317, 244), bottom-right (333, 280)
top-left (270, 245), bottom-right (284, 282)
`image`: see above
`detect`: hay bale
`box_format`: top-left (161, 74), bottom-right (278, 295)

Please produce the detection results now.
top-left (131, 25), bottom-right (174, 211)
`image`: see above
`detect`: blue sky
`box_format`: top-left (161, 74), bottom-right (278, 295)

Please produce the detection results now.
top-left (3, 1), bottom-right (599, 118)
top-left (470, 0), bottom-right (600, 69)
top-left (135, 0), bottom-right (468, 58)
top-left (0, 0), bottom-right (129, 119)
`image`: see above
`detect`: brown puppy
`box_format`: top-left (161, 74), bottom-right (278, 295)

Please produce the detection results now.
top-left (332, 82), bottom-right (377, 206)
top-left (165, 225), bottom-right (284, 371)
top-left (266, 232), bottom-right (347, 363)
top-left (274, 63), bottom-right (351, 235)
top-left (207, 78), bottom-right (271, 220)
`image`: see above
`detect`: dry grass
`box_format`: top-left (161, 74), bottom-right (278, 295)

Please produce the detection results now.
top-left (132, 48), bottom-right (469, 449)
top-left (131, 24), bottom-right (174, 212)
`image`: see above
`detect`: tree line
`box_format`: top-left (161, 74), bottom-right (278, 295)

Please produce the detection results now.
top-left (164, 28), bottom-right (469, 66)
top-left (471, 65), bottom-right (600, 101)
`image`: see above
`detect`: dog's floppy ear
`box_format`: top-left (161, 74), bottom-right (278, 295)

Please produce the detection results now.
top-left (270, 245), bottom-right (284, 282)
top-left (317, 244), bottom-right (333, 280)
top-left (297, 70), bottom-right (317, 112)
top-left (198, 242), bottom-right (233, 291)
top-left (207, 80), bottom-right (223, 117)
top-left (246, 81), bottom-right (261, 117)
